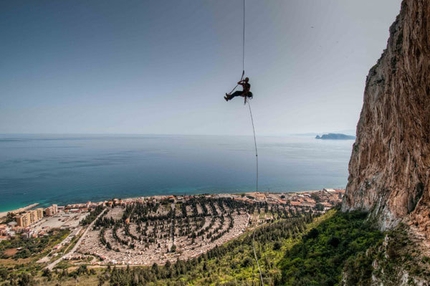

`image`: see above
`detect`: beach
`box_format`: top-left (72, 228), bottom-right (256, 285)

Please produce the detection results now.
top-left (0, 203), bottom-right (39, 219)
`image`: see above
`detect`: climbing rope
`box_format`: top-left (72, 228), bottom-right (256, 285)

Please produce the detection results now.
top-left (240, 0), bottom-right (257, 194)
top-left (247, 100), bottom-right (258, 192)
top-left (229, 0), bottom-right (246, 95)
top-left (241, 2), bottom-right (262, 284)
top-left (248, 100), bottom-right (262, 285)
top-left (252, 231), bottom-right (264, 286)
top-left (242, 0), bottom-right (246, 73)
top-left (223, 0), bottom-right (261, 282)
top-left (228, 70), bottom-right (245, 95)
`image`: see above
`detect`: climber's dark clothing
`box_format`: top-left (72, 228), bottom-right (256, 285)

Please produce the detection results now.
top-left (224, 78), bottom-right (252, 101)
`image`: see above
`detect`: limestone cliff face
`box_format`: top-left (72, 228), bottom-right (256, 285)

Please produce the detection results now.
top-left (342, 0), bottom-right (430, 235)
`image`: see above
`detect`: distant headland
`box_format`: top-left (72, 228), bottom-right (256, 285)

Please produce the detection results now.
top-left (315, 133), bottom-right (356, 140)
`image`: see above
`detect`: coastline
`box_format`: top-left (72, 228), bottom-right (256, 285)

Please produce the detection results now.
top-left (0, 188), bottom-right (342, 220)
top-left (0, 203), bottom-right (39, 219)
top-left (1, 188), bottom-right (344, 268)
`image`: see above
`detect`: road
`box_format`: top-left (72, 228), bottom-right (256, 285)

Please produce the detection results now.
top-left (46, 208), bottom-right (107, 270)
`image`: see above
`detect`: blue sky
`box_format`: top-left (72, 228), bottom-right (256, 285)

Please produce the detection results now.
top-left (1, 0), bottom-right (401, 135)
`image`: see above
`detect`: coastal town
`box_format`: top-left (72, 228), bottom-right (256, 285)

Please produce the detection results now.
top-left (0, 189), bottom-right (344, 269)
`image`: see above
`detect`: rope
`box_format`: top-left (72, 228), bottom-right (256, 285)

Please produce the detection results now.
top-left (236, 3), bottom-right (262, 284)
top-left (243, 0), bottom-right (257, 194)
top-left (242, 0), bottom-right (246, 72)
top-left (248, 94), bottom-right (261, 286)
top-left (228, 70), bottom-right (245, 95)
top-left (247, 100), bottom-right (258, 192)
top-left (252, 231), bottom-right (264, 286)
top-left (244, 0), bottom-right (260, 274)
top-left (248, 101), bottom-right (262, 285)
top-left (228, 0), bottom-right (246, 95)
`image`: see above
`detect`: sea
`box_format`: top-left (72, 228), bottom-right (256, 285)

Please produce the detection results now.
top-left (0, 134), bottom-right (354, 212)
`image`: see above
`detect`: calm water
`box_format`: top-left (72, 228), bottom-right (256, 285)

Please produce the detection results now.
top-left (0, 134), bottom-right (353, 212)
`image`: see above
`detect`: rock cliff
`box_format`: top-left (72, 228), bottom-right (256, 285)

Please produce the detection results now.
top-left (342, 0), bottom-right (430, 237)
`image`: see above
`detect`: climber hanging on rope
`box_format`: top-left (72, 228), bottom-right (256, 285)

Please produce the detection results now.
top-left (224, 77), bottom-right (253, 103)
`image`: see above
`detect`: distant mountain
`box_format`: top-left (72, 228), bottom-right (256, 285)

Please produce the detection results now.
top-left (315, 133), bottom-right (355, 140)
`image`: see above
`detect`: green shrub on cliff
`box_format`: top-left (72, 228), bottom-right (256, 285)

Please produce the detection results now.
top-left (278, 210), bottom-right (384, 285)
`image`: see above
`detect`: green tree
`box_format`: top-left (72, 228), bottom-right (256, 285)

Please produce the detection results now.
top-left (315, 203), bottom-right (324, 211)
top-left (42, 268), bottom-right (52, 281)
top-left (18, 273), bottom-right (35, 286)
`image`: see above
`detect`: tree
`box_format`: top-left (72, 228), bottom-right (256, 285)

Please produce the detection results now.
top-left (328, 236), bottom-right (340, 248)
top-left (273, 241), bottom-right (282, 251)
top-left (241, 257), bottom-right (253, 268)
top-left (6, 212), bottom-right (15, 223)
top-left (306, 228), bottom-right (319, 240)
top-left (77, 265), bottom-right (88, 276)
top-left (315, 203), bottom-right (324, 211)
top-left (152, 263), bottom-right (159, 275)
top-left (98, 274), bottom-right (105, 286)
top-left (18, 273), bottom-right (35, 286)
top-left (42, 268), bottom-right (52, 281)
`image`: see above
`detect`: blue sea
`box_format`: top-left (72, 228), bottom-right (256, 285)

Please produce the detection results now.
top-left (0, 134), bottom-right (353, 212)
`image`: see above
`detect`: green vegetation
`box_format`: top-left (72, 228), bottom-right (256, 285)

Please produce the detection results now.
top-left (0, 229), bottom-right (70, 286)
top-left (4, 206), bottom-right (429, 285)
top-left (80, 205), bottom-right (105, 226)
top-left (105, 215), bottom-right (313, 285)
top-left (3, 213), bottom-right (16, 224)
top-left (352, 224), bottom-right (430, 285)
top-left (278, 210), bottom-right (384, 285)
top-left (1, 209), bottom-right (381, 285)
top-left (0, 229), bottom-right (69, 260)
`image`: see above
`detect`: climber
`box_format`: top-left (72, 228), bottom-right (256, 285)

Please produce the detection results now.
top-left (224, 77), bottom-right (253, 102)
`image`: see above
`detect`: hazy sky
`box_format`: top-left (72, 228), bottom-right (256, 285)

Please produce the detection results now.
top-left (1, 0), bottom-right (402, 136)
